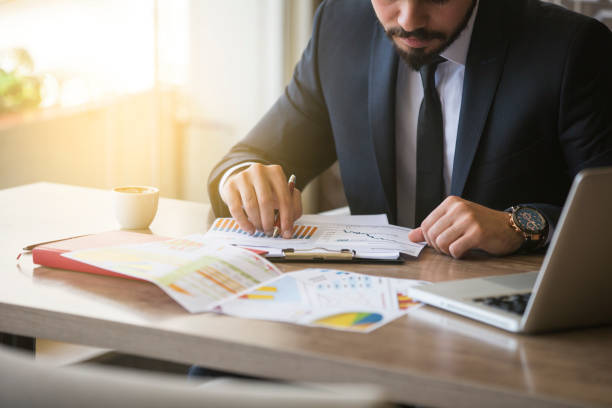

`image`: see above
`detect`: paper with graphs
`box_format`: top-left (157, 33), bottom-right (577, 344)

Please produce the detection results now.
top-left (63, 236), bottom-right (428, 332)
top-left (218, 268), bottom-right (427, 333)
top-left (205, 217), bottom-right (425, 258)
top-left (63, 238), bottom-right (282, 313)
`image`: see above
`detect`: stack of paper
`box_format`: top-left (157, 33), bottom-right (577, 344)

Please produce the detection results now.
top-left (205, 214), bottom-right (426, 260)
top-left (63, 236), bottom-right (428, 332)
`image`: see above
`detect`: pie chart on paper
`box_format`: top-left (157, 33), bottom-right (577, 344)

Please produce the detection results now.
top-left (312, 312), bottom-right (383, 331)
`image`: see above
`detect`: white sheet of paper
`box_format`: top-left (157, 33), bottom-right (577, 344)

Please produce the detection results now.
top-left (205, 218), bottom-right (425, 258)
top-left (63, 238), bottom-right (282, 313)
top-left (217, 268), bottom-right (428, 333)
top-left (298, 213), bottom-right (389, 226)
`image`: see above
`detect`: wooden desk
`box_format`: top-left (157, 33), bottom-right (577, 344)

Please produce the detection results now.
top-left (1, 183), bottom-right (611, 408)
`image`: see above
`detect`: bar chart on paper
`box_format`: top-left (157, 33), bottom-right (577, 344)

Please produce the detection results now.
top-left (65, 238), bottom-right (283, 313)
top-left (205, 217), bottom-right (426, 258)
top-left (211, 218), bottom-right (318, 239)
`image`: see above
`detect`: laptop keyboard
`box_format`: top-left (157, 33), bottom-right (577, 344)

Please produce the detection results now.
top-left (473, 292), bottom-right (532, 315)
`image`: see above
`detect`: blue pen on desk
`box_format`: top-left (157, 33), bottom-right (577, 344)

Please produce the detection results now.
top-left (272, 174), bottom-right (296, 238)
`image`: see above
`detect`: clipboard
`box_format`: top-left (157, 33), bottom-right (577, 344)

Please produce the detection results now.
top-left (266, 248), bottom-right (404, 264)
top-left (209, 217), bottom-right (425, 262)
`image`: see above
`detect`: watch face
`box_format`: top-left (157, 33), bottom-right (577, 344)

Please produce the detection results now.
top-left (515, 207), bottom-right (546, 233)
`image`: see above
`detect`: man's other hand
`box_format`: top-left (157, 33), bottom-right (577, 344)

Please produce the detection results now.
top-left (220, 163), bottom-right (302, 238)
top-left (408, 196), bottom-right (523, 259)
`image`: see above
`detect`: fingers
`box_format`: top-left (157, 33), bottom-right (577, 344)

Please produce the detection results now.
top-left (408, 227), bottom-right (425, 243)
top-left (448, 231), bottom-right (480, 259)
top-left (254, 184), bottom-right (277, 236)
top-left (414, 196), bottom-right (523, 258)
top-left (416, 196), bottom-right (480, 258)
top-left (223, 184), bottom-right (255, 234)
top-left (419, 197), bottom-right (453, 252)
top-left (251, 164), bottom-right (283, 234)
top-left (221, 163), bottom-right (299, 237)
top-left (242, 183), bottom-right (266, 232)
top-left (421, 210), bottom-right (453, 253)
top-left (432, 217), bottom-right (469, 256)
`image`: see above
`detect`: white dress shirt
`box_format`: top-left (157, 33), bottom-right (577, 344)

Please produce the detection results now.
top-left (221, 2), bottom-right (480, 225)
top-left (396, 1), bottom-right (479, 227)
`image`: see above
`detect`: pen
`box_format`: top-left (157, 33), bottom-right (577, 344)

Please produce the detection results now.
top-left (272, 174), bottom-right (296, 238)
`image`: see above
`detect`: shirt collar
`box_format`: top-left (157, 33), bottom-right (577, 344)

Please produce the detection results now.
top-left (441, 0), bottom-right (479, 66)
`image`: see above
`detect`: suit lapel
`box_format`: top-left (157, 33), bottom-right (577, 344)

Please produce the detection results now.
top-left (451, 0), bottom-right (510, 196)
top-left (368, 23), bottom-right (399, 222)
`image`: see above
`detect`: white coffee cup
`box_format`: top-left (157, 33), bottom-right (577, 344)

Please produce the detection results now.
top-left (112, 186), bottom-right (159, 229)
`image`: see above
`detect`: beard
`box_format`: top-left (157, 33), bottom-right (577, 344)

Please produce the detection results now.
top-left (384, 0), bottom-right (477, 71)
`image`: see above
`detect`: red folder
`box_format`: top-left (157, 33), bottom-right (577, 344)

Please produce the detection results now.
top-left (30, 231), bottom-right (169, 280)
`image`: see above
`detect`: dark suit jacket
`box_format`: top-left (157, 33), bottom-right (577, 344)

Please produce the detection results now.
top-left (208, 0), bottom-right (612, 229)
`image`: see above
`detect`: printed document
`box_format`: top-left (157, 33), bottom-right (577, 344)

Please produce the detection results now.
top-left (64, 237), bottom-right (427, 332)
top-left (219, 268), bottom-right (427, 333)
top-left (205, 216), bottom-right (425, 259)
top-left (63, 238), bottom-right (282, 313)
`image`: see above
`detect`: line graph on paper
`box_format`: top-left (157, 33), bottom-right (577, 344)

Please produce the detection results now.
top-left (317, 224), bottom-right (411, 247)
top-left (204, 218), bottom-right (424, 257)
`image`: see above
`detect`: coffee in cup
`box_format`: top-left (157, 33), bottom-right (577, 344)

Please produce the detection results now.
top-left (112, 186), bottom-right (159, 229)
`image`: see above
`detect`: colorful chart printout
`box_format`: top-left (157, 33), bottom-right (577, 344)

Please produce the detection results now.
top-left (64, 236), bottom-right (428, 332)
top-left (219, 268), bottom-right (428, 333)
top-left (64, 238), bottom-right (282, 313)
top-left (313, 312), bottom-right (384, 331)
top-left (205, 218), bottom-right (425, 259)
top-left (212, 218), bottom-right (317, 239)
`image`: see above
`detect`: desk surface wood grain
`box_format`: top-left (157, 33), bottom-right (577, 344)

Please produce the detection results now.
top-left (1, 183), bottom-right (611, 408)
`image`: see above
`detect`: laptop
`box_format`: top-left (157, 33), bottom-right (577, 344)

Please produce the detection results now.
top-left (409, 167), bottom-right (612, 333)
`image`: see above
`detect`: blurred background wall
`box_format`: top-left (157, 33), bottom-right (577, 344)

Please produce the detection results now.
top-left (0, 0), bottom-right (324, 211)
top-left (0, 0), bottom-right (609, 212)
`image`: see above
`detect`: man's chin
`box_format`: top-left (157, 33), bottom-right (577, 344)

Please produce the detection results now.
top-left (392, 39), bottom-right (444, 70)
top-left (394, 45), bottom-right (441, 71)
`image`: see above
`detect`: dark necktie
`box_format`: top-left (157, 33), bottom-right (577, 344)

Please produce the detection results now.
top-left (415, 57), bottom-right (446, 226)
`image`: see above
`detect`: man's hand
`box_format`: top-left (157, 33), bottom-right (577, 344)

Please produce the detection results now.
top-left (220, 163), bottom-right (302, 238)
top-left (408, 196), bottom-right (524, 259)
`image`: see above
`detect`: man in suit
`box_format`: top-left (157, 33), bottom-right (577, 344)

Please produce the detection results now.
top-left (207, 0), bottom-right (612, 258)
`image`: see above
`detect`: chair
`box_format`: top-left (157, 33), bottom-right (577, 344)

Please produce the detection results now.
top-left (0, 345), bottom-right (390, 408)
